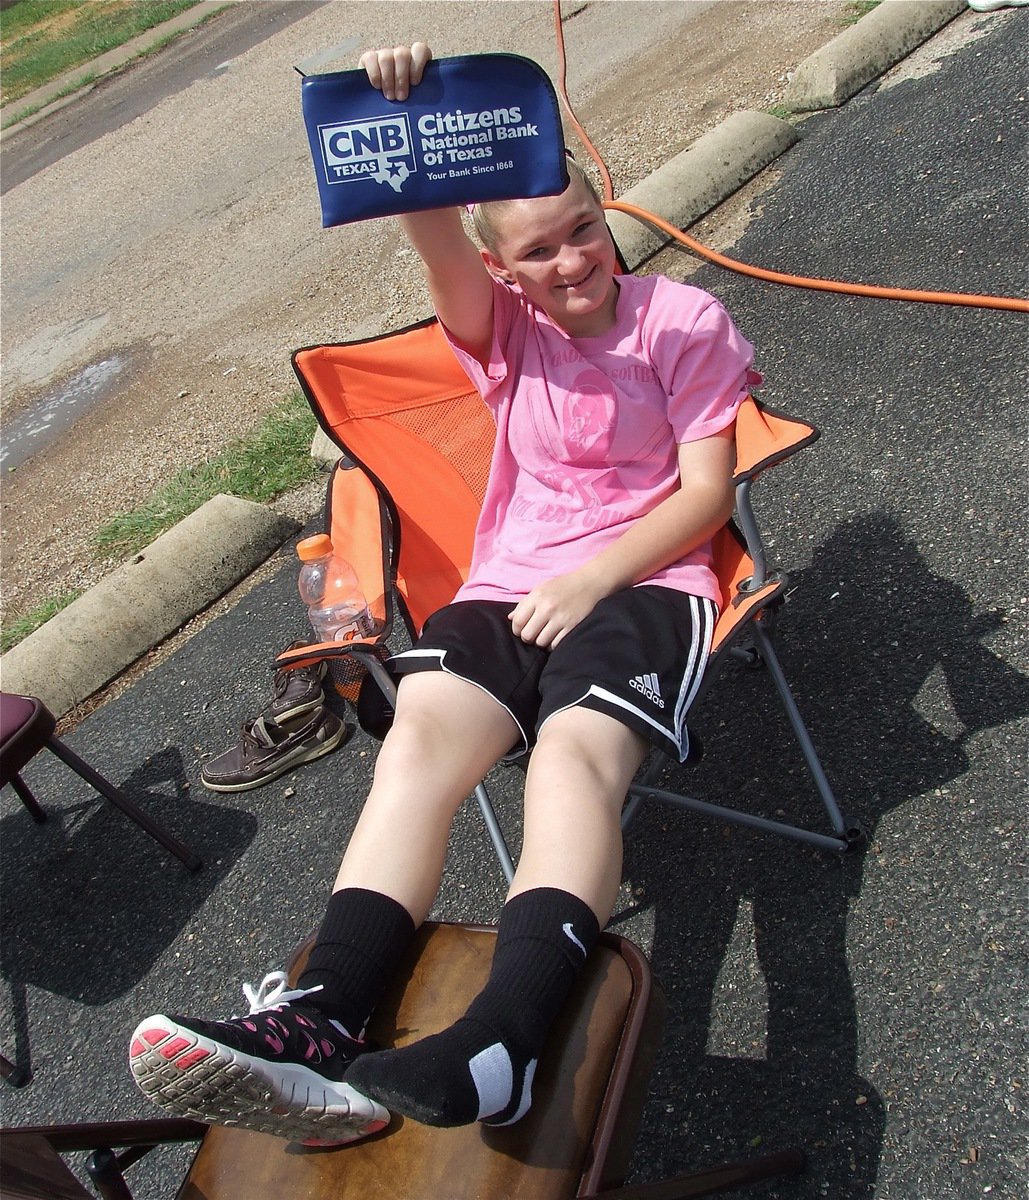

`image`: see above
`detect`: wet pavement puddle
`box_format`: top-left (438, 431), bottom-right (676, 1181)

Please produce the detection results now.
top-left (1, 353), bottom-right (130, 474)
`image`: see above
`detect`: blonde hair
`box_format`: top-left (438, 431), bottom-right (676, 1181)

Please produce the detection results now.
top-left (471, 158), bottom-right (602, 257)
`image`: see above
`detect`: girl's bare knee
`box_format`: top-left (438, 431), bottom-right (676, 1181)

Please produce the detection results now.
top-left (370, 674), bottom-right (518, 797)
top-left (373, 705), bottom-right (447, 780)
top-left (531, 709), bottom-right (647, 794)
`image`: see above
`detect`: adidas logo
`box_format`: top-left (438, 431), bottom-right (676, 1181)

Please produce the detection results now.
top-left (629, 673), bottom-right (665, 709)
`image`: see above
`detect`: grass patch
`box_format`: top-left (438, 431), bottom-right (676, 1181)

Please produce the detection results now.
top-left (1, 393), bottom-right (316, 651)
top-left (2, 65), bottom-right (97, 126)
top-left (766, 102), bottom-right (797, 121)
top-left (1, 0), bottom-right (205, 107)
top-left (1, 589), bottom-right (83, 653)
top-left (840, 0), bottom-right (882, 27)
top-left (93, 392), bottom-right (320, 560)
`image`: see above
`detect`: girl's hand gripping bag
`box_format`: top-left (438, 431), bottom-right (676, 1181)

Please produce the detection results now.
top-left (301, 53), bottom-right (569, 227)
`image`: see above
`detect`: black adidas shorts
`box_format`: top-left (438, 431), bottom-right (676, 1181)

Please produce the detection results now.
top-left (389, 587), bottom-right (716, 762)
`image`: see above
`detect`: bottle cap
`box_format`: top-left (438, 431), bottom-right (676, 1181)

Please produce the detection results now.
top-left (297, 534), bottom-right (333, 561)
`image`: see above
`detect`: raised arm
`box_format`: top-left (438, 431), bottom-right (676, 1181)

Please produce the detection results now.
top-left (360, 43), bottom-right (494, 363)
top-left (397, 209), bottom-right (494, 364)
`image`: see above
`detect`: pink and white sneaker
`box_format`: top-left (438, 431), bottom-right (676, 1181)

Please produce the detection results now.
top-left (129, 973), bottom-right (390, 1146)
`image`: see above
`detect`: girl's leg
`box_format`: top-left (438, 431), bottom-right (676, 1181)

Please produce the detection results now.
top-left (298, 669), bottom-right (519, 1029)
top-left (346, 708), bottom-right (647, 1127)
top-left (333, 669), bottom-right (521, 920)
top-left (129, 670), bottom-right (518, 1143)
top-left (512, 705), bottom-right (648, 921)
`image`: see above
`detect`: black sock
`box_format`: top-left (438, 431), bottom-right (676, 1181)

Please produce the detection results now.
top-left (297, 887), bottom-right (416, 1039)
top-left (344, 887), bottom-right (599, 1126)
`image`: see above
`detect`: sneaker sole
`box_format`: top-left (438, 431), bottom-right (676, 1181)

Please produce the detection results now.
top-left (200, 719), bottom-right (348, 793)
top-left (129, 1016), bottom-right (389, 1145)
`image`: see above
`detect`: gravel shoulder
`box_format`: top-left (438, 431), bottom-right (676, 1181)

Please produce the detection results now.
top-left (0, 0), bottom-right (856, 624)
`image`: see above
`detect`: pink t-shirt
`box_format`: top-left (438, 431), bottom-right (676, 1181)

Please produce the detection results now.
top-left (443, 273), bottom-right (756, 607)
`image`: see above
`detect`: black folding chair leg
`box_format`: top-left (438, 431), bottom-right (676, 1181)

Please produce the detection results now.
top-left (87, 1142), bottom-right (174, 1200)
top-left (45, 737), bottom-right (202, 871)
top-left (86, 1147), bottom-right (137, 1200)
top-left (580, 1147), bottom-right (805, 1199)
top-left (1, 1050), bottom-right (29, 1088)
top-left (7, 773), bottom-right (46, 823)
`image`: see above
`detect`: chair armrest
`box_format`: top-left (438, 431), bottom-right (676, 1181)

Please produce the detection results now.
top-left (275, 638), bottom-right (388, 671)
top-left (2, 1117), bottom-right (207, 1154)
top-left (731, 396), bottom-right (818, 485)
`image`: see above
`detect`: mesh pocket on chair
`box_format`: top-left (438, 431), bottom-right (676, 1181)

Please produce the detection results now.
top-left (327, 645), bottom-right (388, 705)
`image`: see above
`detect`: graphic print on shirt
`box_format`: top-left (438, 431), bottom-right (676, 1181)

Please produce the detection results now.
top-left (562, 378), bottom-right (616, 466)
top-left (517, 365), bottom-right (670, 524)
top-left (506, 362), bottom-right (679, 552)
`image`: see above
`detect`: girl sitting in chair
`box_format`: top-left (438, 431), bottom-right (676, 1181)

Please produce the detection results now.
top-left (129, 41), bottom-right (757, 1145)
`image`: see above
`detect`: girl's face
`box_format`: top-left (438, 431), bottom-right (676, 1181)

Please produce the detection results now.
top-left (484, 177), bottom-right (619, 338)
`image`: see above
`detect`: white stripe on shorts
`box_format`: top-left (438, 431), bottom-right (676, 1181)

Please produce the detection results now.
top-left (539, 595), bottom-right (716, 763)
top-left (673, 595), bottom-right (715, 737)
top-left (390, 647), bottom-right (530, 754)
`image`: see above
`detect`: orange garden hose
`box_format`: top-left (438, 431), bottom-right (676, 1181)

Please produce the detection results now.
top-left (551, 1), bottom-right (1029, 314)
top-left (603, 200), bottom-right (1029, 312)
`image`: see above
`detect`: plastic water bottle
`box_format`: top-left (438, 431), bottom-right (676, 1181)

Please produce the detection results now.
top-left (297, 534), bottom-right (375, 642)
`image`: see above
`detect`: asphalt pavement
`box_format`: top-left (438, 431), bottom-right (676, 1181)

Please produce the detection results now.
top-left (1, 8), bottom-right (1026, 1200)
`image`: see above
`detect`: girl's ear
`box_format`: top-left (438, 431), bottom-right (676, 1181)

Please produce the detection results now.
top-left (481, 247), bottom-right (513, 283)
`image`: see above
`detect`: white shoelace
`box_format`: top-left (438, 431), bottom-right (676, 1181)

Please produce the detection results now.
top-left (241, 971), bottom-right (324, 1015)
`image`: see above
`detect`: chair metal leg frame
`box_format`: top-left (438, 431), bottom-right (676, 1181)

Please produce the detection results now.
top-left (623, 779), bottom-right (850, 854)
top-left (44, 736), bottom-right (202, 871)
top-left (734, 479), bottom-right (767, 586)
top-left (474, 780), bottom-right (515, 884)
top-left (606, 474), bottom-right (862, 855)
top-left (0, 1050), bottom-right (29, 1088)
top-left (749, 621), bottom-right (858, 844)
top-left (621, 620), bottom-right (862, 855)
top-left (356, 648), bottom-right (398, 705)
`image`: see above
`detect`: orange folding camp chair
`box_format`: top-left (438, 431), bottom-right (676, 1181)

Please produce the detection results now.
top-left (276, 316), bottom-right (863, 881)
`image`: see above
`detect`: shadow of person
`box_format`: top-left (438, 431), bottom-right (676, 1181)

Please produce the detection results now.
top-left (0, 744), bottom-right (257, 1079)
top-left (618, 512), bottom-right (1028, 1197)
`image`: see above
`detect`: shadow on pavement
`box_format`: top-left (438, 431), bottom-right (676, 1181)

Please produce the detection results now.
top-left (621, 511), bottom-right (1029, 1197)
top-left (1, 744), bottom-right (257, 1081)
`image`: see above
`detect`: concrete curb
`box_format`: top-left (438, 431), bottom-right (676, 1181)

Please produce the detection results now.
top-left (605, 110), bottom-right (799, 271)
top-left (784, 0), bottom-right (965, 112)
top-left (311, 425), bottom-right (340, 469)
top-left (3, 2), bottom-right (963, 717)
top-left (0, 495), bottom-right (299, 716)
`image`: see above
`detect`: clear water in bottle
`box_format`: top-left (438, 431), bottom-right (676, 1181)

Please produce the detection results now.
top-left (297, 534), bottom-right (375, 642)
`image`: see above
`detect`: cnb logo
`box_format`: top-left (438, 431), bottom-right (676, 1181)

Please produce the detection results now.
top-left (318, 114), bottom-right (415, 193)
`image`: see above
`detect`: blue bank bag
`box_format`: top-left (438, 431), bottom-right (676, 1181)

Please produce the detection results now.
top-left (301, 54), bottom-right (568, 227)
